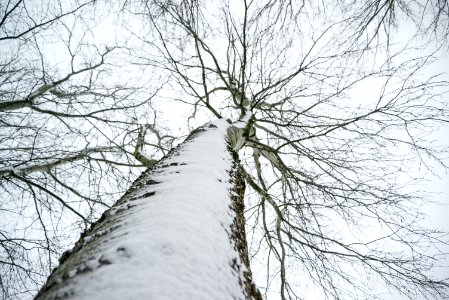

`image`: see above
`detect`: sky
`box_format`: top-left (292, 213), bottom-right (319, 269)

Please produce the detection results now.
top-left (2, 1), bottom-right (449, 299)
top-left (45, 3), bottom-right (449, 299)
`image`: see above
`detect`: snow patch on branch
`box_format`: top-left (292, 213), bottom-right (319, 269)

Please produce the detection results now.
top-left (234, 111), bottom-right (253, 128)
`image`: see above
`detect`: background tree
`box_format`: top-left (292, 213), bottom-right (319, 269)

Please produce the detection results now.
top-left (0, 1), bottom-right (172, 298)
top-left (1, 0), bottom-right (449, 299)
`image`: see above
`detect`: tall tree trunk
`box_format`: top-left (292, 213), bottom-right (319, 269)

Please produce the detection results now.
top-left (35, 120), bottom-right (262, 300)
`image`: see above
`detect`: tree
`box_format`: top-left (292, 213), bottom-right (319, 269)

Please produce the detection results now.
top-left (1, 0), bottom-right (449, 299)
top-left (0, 1), bottom-right (171, 298)
top-left (34, 120), bottom-right (263, 300)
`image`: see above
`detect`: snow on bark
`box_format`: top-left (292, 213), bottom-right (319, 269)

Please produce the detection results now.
top-left (35, 119), bottom-right (261, 300)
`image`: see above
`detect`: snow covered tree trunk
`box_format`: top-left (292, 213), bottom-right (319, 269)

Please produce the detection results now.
top-left (34, 119), bottom-right (262, 300)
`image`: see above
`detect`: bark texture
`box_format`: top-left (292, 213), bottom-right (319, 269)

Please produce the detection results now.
top-left (227, 142), bottom-right (263, 300)
top-left (35, 121), bottom-right (261, 300)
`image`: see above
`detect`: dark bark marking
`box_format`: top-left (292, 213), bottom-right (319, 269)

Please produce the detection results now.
top-left (160, 162), bottom-right (180, 168)
top-left (146, 179), bottom-right (161, 185)
top-left (130, 191), bottom-right (155, 201)
top-left (98, 255), bottom-right (112, 265)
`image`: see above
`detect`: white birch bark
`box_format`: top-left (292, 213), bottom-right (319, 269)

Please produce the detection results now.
top-left (34, 119), bottom-right (261, 300)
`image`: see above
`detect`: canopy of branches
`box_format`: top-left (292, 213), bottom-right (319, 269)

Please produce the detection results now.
top-left (1, 0), bottom-right (448, 299)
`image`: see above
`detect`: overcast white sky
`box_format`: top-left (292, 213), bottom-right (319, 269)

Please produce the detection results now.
top-left (2, 2), bottom-right (448, 299)
top-left (78, 6), bottom-right (449, 299)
